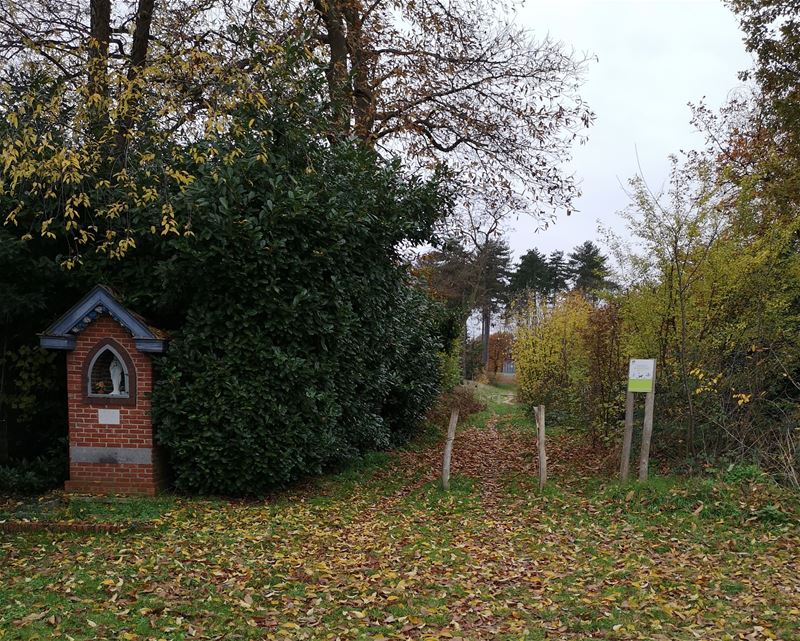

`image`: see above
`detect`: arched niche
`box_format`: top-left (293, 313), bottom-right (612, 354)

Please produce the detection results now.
top-left (83, 339), bottom-right (137, 405)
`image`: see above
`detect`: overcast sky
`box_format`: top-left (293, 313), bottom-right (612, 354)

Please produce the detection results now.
top-left (507, 0), bottom-right (753, 262)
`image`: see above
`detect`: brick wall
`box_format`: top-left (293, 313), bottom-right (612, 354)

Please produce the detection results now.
top-left (64, 315), bottom-right (163, 495)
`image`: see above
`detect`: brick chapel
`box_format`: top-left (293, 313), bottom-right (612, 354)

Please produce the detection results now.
top-left (40, 285), bottom-right (167, 495)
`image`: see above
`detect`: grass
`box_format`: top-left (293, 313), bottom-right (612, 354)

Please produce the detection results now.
top-left (0, 494), bottom-right (177, 525)
top-left (1, 382), bottom-right (799, 641)
top-left (462, 381), bottom-right (530, 432)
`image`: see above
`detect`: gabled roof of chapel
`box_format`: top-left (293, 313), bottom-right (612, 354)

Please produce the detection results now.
top-left (40, 285), bottom-right (167, 353)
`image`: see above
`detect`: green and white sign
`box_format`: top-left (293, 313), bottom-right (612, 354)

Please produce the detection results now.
top-left (628, 359), bottom-right (656, 393)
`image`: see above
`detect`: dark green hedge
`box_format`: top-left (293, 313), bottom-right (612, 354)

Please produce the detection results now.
top-left (1, 77), bottom-right (453, 495)
top-left (151, 121), bottom-right (452, 494)
top-left (0, 228), bottom-right (87, 488)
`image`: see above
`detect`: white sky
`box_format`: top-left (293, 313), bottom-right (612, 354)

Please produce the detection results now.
top-left (507, 0), bottom-right (753, 261)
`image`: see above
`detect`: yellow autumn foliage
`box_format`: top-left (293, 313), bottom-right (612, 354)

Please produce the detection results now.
top-left (514, 292), bottom-right (592, 424)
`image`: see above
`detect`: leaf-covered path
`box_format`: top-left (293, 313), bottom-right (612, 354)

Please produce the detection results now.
top-left (2, 384), bottom-right (799, 640)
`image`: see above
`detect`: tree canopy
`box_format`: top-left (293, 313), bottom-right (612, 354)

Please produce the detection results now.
top-left (508, 241), bottom-right (615, 303)
top-left (727, 0), bottom-right (800, 141)
top-left (0, 0), bottom-right (593, 269)
top-left (306, 0), bottom-right (593, 218)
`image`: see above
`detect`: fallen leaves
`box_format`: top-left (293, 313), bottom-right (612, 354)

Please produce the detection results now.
top-left (12, 611), bottom-right (47, 626)
top-left (1, 394), bottom-right (799, 640)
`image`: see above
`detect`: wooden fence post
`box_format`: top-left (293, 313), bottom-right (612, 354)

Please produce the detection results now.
top-left (536, 404), bottom-right (547, 489)
top-left (620, 391), bottom-right (634, 481)
top-left (638, 387), bottom-right (656, 481)
top-left (441, 408), bottom-right (459, 490)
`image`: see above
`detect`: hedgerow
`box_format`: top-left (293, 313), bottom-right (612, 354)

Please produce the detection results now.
top-left (151, 112), bottom-right (453, 494)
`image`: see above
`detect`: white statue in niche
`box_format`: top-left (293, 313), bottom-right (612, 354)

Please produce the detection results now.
top-left (109, 357), bottom-right (123, 395)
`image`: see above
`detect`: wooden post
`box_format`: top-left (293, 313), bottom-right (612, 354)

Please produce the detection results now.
top-left (620, 391), bottom-right (634, 481)
top-left (638, 387), bottom-right (656, 481)
top-left (441, 408), bottom-right (459, 490)
top-left (536, 404), bottom-right (547, 489)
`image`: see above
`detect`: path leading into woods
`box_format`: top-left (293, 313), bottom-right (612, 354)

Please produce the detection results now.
top-left (2, 384), bottom-right (800, 640)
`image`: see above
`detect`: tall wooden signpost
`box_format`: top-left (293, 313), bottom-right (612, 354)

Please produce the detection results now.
top-left (620, 359), bottom-right (657, 482)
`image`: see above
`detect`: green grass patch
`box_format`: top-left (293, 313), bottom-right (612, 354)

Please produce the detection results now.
top-left (599, 475), bottom-right (798, 525)
top-left (2, 392), bottom-right (799, 641)
top-left (0, 494), bottom-right (177, 524)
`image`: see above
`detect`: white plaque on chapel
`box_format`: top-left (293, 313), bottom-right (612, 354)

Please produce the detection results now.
top-left (97, 409), bottom-right (121, 425)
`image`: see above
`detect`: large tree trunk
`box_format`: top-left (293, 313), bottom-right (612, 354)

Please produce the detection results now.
top-left (89, 0), bottom-right (111, 89)
top-left (341, 4), bottom-right (375, 143)
top-left (311, 0), bottom-right (378, 143)
top-left (312, 0), bottom-right (353, 136)
top-left (481, 306), bottom-right (490, 368)
top-left (116, 0), bottom-right (156, 163)
top-left (88, 0), bottom-right (111, 135)
top-left (129, 0), bottom-right (155, 74)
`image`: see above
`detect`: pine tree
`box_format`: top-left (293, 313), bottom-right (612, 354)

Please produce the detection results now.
top-left (475, 240), bottom-right (513, 366)
top-left (567, 241), bottom-right (617, 296)
top-left (547, 251), bottom-right (571, 296)
top-left (510, 248), bottom-right (551, 298)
